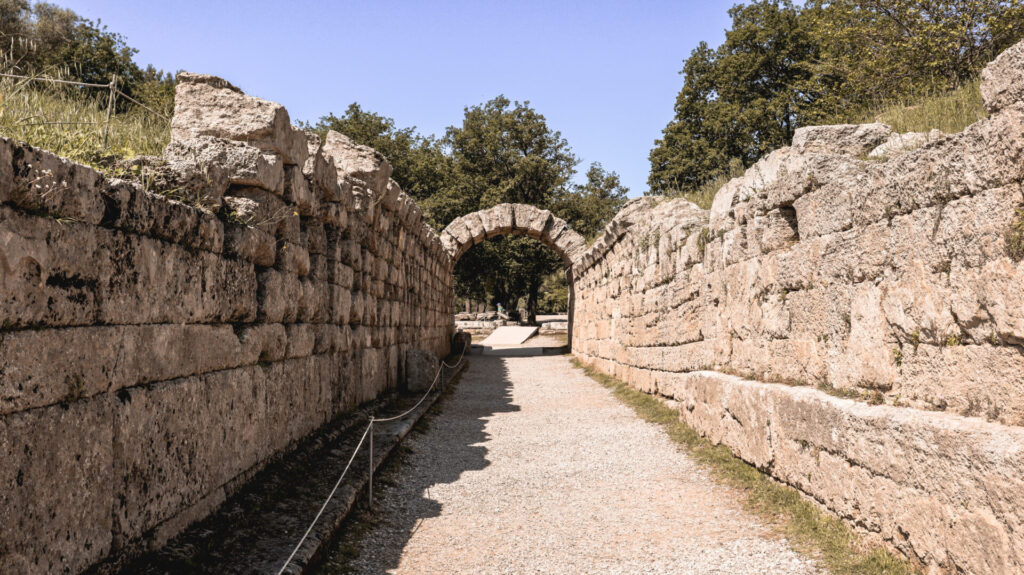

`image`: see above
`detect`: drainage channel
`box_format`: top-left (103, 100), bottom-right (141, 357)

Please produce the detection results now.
top-left (98, 362), bottom-right (466, 575)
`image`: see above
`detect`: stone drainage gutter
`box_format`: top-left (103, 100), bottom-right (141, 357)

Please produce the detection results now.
top-left (100, 363), bottom-right (466, 575)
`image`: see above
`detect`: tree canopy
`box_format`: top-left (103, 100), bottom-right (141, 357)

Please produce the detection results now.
top-left (649, 0), bottom-right (1024, 203)
top-left (0, 0), bottom-right (175, 112)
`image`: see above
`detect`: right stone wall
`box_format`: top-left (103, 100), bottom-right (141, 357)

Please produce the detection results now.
top-left (573, 40), bottom-right (1024, 574)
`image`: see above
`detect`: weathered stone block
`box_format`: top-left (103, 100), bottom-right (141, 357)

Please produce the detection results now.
top-left (981, 38), bottom-right (1024, 113)
top-left (113, 367), bottom-right (267, 541)
top-left (0, 396), bottom-right (113, 575)
top-left (1, 139), bottom-right (105, 224)
top-left (171, 73), bottom-right (307, 165)
top-left (321, 131), bottom-right (392, 195)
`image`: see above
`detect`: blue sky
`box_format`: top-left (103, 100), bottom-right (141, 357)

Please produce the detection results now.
top-left (63, 0), bottom-right (736, 197)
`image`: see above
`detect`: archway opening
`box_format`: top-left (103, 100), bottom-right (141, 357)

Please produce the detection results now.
top-left (440, 203), bottom-right (586, 348)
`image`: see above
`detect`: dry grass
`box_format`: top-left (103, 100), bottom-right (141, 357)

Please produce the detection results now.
top-left (572, 358), bottom-right (920, 575)
top-left (0, 76), bottom-right (169, 168)
top-left (855, 79), bottom-right (986, 134)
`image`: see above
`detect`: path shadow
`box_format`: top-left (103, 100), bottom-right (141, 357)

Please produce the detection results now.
top-left (315, 355), bottom-right (520, 574)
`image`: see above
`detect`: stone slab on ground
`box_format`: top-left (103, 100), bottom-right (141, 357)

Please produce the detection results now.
top-left (479, 325), bottom-right (538, 346)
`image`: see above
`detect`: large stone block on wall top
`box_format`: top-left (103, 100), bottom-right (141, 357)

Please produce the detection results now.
top-left (791, 123), bottom-right (893, 156)
top-left (164, 135), bottom-right (284, 195)
top-left (1, 138), bottom-right (105, 225)
top-left (981, 38), bottom-right (1024, 113)
top-left (321, 131), bottom-right (393, 196)
top-left (0, 396), bottom-right (113, 575)
top-left (170, 72), bottom-right (307, 166)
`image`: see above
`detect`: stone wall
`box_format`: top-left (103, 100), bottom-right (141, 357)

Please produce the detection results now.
top-left (0, 73), bottom-right (452, 574)
top-left (572, 41), bottom-right (1024, 574)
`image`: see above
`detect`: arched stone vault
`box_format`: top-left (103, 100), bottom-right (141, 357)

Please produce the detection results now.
top-left (439, 203), bottom-right (587, 268)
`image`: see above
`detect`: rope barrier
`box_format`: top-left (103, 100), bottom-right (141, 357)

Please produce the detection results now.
top-left (275, 341), bottom-right (468, 575)
top-left (113, 87), bottom-right (171, 122)
top-left (0, 72), bottom-right (110, 88)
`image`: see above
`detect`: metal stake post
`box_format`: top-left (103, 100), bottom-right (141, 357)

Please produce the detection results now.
top-left (368, 419), bottom-right (374, 508)
top-left (102, 73), bottom-right (118, 148)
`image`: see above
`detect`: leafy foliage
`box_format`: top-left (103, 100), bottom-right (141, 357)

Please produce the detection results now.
top-left (649, 0), bottom-right (1024, 200)
top-left (0, 1), bottom-right (175, 115)
top-left (556, 162), bottom-right (629, 241)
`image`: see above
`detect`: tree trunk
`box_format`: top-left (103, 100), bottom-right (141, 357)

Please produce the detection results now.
top-left (527, 281), bottom-right (540, 325)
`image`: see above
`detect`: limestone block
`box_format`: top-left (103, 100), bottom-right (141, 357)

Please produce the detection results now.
top-left (792, 182), bottom-right (853, 240)
top-left (284, 165), bottom-right (316, 216)
top-left (828, 283), bottom-right (896, 391)
top-left (275, 241), bottom-right (310, 276)
top-left (485, 203), bottom-right (515, 237)
top-left (101, 179), bottom-right (223, 254)
top-left (1, 138), bottom-right (105, 224)
top-left (981, 39), bottom-right (1024, 113)
top-left (321, 131), bottom-right (392, 195)
top-left (0, 396), bottom-right (113, 575)
top-left (330, 284), bottom-right (352, 325)
top-left (0, 208), bottom-right (257, 328)
top-left (302, 132), bottom-right (342, 202)
top-left (257, 268), bottom-right (302, 323)
top-left (791, 123), bottom-right (893, 156)
top-left (404, 349), bottom-right (439, 392)
top-left (0, 324), bottom-right (255, 415)
top-left (223, 222), bottom-right (276, 267)
top-left (463, 212), bottom-right (486, 244)
top-left (113, 367), bottom-right (267, 540)
top-left (285, 323), bottom-right (316, 359)
top-left (527, 209), bottom-right (553, 239)
top-left (319, 201), bottom-right (348, 230)
top-left (238, 323), bottom-right (287, 362)
top-left (164, 135), bottom-right (284, 195)
top-left (171, 73), bottom-right (306, 165)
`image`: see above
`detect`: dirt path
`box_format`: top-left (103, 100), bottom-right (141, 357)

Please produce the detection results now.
top-left (322, 353), bottom-right (822, 574)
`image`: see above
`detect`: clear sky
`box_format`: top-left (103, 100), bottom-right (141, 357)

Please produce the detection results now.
top-left (61, 0), bottom-right (736, 197)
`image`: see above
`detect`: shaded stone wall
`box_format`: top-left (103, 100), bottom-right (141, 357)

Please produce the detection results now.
top-left (0, 73), bottom-right (452, 573)
top-left (572, 41), bottom-right (1024, 574)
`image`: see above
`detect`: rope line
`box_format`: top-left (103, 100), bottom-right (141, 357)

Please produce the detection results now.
top-left (274, 423), bottom-right (371, 575)
top-left (372, 343), bottom-right (467, 423)
top-left (113, 87), bottom-right (171, 122)
top-left (275, 341), bottom-right (468, 575)
top-left (0, 72), bottom-right (110, 88)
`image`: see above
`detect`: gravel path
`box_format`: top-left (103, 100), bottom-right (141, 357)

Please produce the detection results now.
top-left (327, 353), bottom-right (823, 575)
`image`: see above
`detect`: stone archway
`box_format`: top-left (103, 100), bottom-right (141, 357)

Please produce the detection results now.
top-left (439, 203), bottom-right (586, 266)
top-left (440, 203), bottom-right (586, 347)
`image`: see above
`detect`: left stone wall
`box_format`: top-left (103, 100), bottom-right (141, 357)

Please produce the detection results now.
top-left (0, 73), bottom-right (453, 574)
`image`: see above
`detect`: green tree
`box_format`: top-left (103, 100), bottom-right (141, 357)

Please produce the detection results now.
top-left (556, 162), bottom-right (629, 241)
top-left (649, 0), bottom-right (830, 197)
top-left (809, 0), bottom-right (1024, 102)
